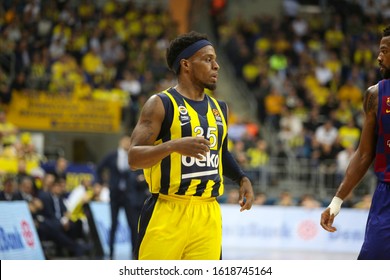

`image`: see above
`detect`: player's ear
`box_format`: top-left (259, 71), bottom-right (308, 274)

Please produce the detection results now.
top-left (181, 59), bottom-right (190, 72)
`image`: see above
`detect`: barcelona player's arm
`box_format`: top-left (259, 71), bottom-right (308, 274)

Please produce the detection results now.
top-left (220, 102), bottom-right (254, 211)
top-left (128, 94), bottom-right (211, 170)
top-left (320, 85), bottom-right (378, 232)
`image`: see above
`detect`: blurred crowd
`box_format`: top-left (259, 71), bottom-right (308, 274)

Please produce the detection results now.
top-left (211, 0), bottom-right (384, 199)
top-left (0, 155), bottom-right (110, 258)
top-left (0, 0), bottom-right (178, 130)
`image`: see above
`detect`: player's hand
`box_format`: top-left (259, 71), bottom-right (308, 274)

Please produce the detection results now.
top-left (174, 136), bottom-right (211, 159)
top-left (320, 196), bottom-right (342, 232)
top-left (320, 208), bottom-right (337, 232)
top-left (238, 177), bottom-right (254, 212)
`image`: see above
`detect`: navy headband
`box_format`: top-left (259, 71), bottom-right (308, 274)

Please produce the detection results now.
top-left (172, 39), bottom-right (212, 73)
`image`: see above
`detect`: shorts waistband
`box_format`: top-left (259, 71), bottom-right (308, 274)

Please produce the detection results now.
top-left (158, 193), bottom-right (216, 204)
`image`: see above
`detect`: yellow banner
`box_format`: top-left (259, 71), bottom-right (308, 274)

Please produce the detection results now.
top-left (7, 93), bottom-right (122, 133)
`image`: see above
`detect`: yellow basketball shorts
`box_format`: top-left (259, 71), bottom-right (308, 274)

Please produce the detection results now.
top-left (135, 193), bottom-right (222, 260)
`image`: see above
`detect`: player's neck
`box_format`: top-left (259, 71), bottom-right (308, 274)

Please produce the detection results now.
top-left (174, 83), bottom-right (205, 101)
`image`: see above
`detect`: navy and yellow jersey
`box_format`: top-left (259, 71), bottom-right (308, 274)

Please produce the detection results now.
top-left (143, 88), bottom-right (228, 197)
top-left (374, 80), bottom-right (390, 182)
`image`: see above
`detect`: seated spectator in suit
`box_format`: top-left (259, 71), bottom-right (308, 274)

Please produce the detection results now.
top-left (19, 175), bottom-right (43, 213)
top-left (36, 178), bottom-right (89, 258)
top-left (0, 174), bottom-right (23, 201)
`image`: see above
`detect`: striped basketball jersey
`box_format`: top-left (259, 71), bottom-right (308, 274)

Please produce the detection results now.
top-left (143, 88), bottom-right (228, 197)
top-left (374, 79), bottom-right (390, 182)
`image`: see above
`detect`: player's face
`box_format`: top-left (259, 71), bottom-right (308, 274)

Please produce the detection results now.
top-left (378, 36), bottom-right (390, 79)
top-left (188, 45), bottom-right (219, 90)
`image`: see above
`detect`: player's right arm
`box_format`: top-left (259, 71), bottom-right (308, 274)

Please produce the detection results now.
top-left (128, 94), bottom-right (210, 170)
top-left (320, 85), bottom-right (378, 232)
top-left (334, 85), bottom-right (378, 200)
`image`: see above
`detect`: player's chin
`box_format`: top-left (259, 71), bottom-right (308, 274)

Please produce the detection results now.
top-left (205, 82), bottom-right (217, 91)
top-left (380, 68), bottom-right (390, 79)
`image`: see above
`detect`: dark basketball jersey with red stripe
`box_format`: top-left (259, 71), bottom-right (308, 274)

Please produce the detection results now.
top-left (374, 79), bottom-right (390, 182)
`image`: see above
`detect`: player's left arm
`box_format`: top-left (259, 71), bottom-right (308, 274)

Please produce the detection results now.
top-left (220, 102), bottom-right (254, 211)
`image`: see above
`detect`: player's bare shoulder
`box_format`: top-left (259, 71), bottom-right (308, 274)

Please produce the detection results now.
top-left (363, 84), bottom-right (378, 115)
top-left (138, 93), bottom-right (166, 124)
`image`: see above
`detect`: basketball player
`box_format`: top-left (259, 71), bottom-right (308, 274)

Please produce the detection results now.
top-left (320, 26), bottom-right (390, 259)
top-left (128, 31), bottom-right (254, 260)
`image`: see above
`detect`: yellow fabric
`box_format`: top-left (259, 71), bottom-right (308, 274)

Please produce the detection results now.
top-left (255, 37), bottom-right (271, 52)
top-left (0, 157), bottom-right (39, 174)
top-left (337, 84), bottom-right (363, 109)
top-left (0, 122), bottom-right (17, 145)
top-left (311, 86), bottom-right (330, 106)
top-left (138, 194), bottom-right (222, 260)
top-left (67, 34), bottom-right (87, 52)
top-left (52, 24), bottom-right (72, 42)
top-left (242, 63), bottom-right (259, 82)
top-left (338, 126), bottom-right (361, 148)
top-left (81, 52), bottom-right (103, 75)
top-left (246, 148), bottom-right (269, 168)
top-left (78, 2), bottom-right (94, 18)
top-left (264, 92), bottom-right (285, 115)
top-left (324, 59), bottom-right (341, 74)
top-left (354, 49), bottom-right (372, 65)
top-left (325, 29), bottom-right (344, 48)
top-left (103, 0), bottom-right (116, 15)
top-left (69, 189), bottom-right (94, 222)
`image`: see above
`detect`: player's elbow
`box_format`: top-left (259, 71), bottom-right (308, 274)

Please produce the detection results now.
top-left (127, 157), bottom-right (138, 170)
top-left (128, 153), bottom-right (142, 170)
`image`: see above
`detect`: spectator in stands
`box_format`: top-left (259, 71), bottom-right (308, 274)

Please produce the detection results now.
top-left (44, 156), bottom-right (69, 180)
top-left (18, 175), bottom-right (43, 223)
top-left (15, 158), bottom-right (30, 182)
top-left (274, 190), bottom-right (296, 207)
top-left (14, 39), bottom-right (31, 74)
top-left (9, 72), bottom-right (28, 102)
top-left (117, 69), bottom-right (142, 130)
top-left (36, 177), bottom-right (88, 258)
top-left (81, 45), bottom-right (104, 84)
top-left (40, 172), bottom-right (56, 193)
top-left (314, 119), bottom-right (339, 148)
top-left (0, 174), bottom-right (23, 201)
top-left (278, 106), bottom-right (303, 153)
top-left (304, 106), bottom-right (323, 134)
top-left (231, 139), bottom-right (249, 169)
top-left (264, 87), bottom-right (285, 131)
top-left (246, 138), bottom-right (270, 187)
top-left (333, 100), bottom-right (354, 126)
top-left (253, 191), bottom-right (268, 205)
top-left (335, 144), bottom-right (356, 186)
top-left (0, 67), bottom-right (11, 105)
top-left (336, 77), bottom-right (363, 110)
top-left (225, 188), bottom-right (240, 204)
top-left (298, 193), bottom-right (321, 208)
top-left (337, 118), bottom-right (361, 150)
top-left (27, 51), bottom-right (50, 91)
top-left (353, 193), bottom-right (372, 210)
top-left (314, 60), bottom-right (333, 87)
top-left (91, 182), bottom-right (110, 203)
top-left (0, 110), bottom-right (19, 148)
